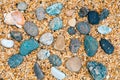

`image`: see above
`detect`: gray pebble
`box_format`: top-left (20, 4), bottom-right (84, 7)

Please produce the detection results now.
top-left (10, 31), bottom-right (22, 41)
top-left (36, 7), bottom-right (45, 20)
top-left (78, 7), bottom-right (89, 17)
top-left (17, 2), bottom-right (27, 11)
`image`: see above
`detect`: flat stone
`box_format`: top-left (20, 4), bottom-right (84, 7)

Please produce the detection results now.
top-left (20, 38), bottom-right (39, 56)
top-left (1, 39), bottom-right (14, 48)
top-left (66, 57), bottom-right (82, 72)
top-left (100, 38), bottom-right (114, 54)
top-left (51, 67), bottom-right (66, 80)
top-left (48, 54), bottom-right (62, 67)
top-left (68, 18), bottom-right (76, 27)
top-left (69, 38), bottom-right (81, 53)
top-left (34, 62), bottom-right (44, 80)
top-left (8, 54), bottom-right (24, 68)
top-left (78, 7), bottom-right (89, 17)
top-left (10, 31), bottom-right (22, 41)
top-left (36, 7), bottom-right (45, 20)
top-left (76, 22), bottom-right (90, 35)
top-left (84, 35), bottom-right (98, 57)
top-left (87, 61), bottom-right (107, 80)
top-left (40, 32), bottom-right (54, 45)
top-left (37, 49), bottom-right (50, 60)
top-left (100, 9), bottom-right (109, 20)
top-left (17, 2), bottom-right (27, 11)
top-left (24, 21), bottom-right (39, 36)
top-left (54, 35), bottom-right (65, 51)
top-left (46, 3), bottom-right (63, 15)
top-left (49, 17), bottom-right (63, 31)
top-left (98, 25), bottom-right (112, 34)
top-left (65, 9), bottom-right (75, 17)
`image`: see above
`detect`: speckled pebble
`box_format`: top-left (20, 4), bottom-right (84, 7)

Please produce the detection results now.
top-left (1, 39), bottom-right (14, 48)
top-left (68, 18), bottom-right (76, 27)
top-left (67, 27), bottom-right (76, 35)
top-left (100, 9), bottom-right (109, 20)
top-left (10, 31), bottom-right (22, 41)
top-left (36, 7), bottom-right (45, 20)
top-left (17, 2), bottom-right (27, 11)
top-left (78, 7), bottom-right (89, 17)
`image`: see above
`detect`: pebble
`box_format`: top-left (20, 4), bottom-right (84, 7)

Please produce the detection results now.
top-left (87, 61), bottom-right (107, 80)
top-left (34, 62), bottom-right (44, 80)
top-left (37, 49), bottom-right (50, 60)
top-left (76, 22), bottom-right (90, 35)
top-left (100, 9), bottom-right (109, 20)
top-left (67, 27), bottom-right (76, 35)
top-left (69, 38), bottom-right (81, 53)
top-left (78, 7), bottom-right (89, 17)
top-left (49, 17), bottom-right (63, 31)
top-left (36, 7), bottom-right (45, 20)
top-left (1, 39), bottom-right (14, 48)
top-left (51, 67), bottom-right (66, 80)
top-left (8, 54), bottom-right (24, 68)
top-left (48, 54), bottom-right (62, 67)
top-left (54, 35), bottom-right (65, 51)
top-left (24, 21), bottom-right (39, 36)
top-left (88, 11), bottom-right (100, 25)
top-left (100, 38), bottom-right (114, 54)
top-left (66, 57), bottom-right (82, 72)
top-left (40, 32), bottom-right (54, 45)
top-left (20, 38), bottom-right (39, 56)
top-left (97, 25), bottom-right (112, 34)
top-left (17, 2), bottom-right (27, 11)
top-left (68, 18), bottom-right (76, 27)
top-left (10, 31), bottom-right (22, 41)
top-left (84, 35), bottom-right (98, 57)
top-left (46, 3), bottom-right (63, 15)
top-left (65, 9), bottom-right (75, 17)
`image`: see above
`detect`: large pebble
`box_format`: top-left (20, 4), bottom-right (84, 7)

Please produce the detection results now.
top-left (84, 35), bottom-right (98, 57)
top-left (78, 7), bottom-right (89, 17)
top-left (51, 67), bottom-right (66, 80)
top-left (67, 27), bottom-right (76, 35)
top-left (40, 32), bottom-right (54, 45)
top-left (8, 54), bottom-right (24, 68)
top-left (97, 25), bottom-right (112, 34)
top-left (48, 54), bottom-right (62, 67)
top-left (68, 18), bottom-right (76, 27)
top-left (1, 39), bottom-right (14, 48)
top-left (36, 7), bottom-right (45, 20)
top-left (76, 22), bottom-right (90, 35)
top-left (17, 2), bottom-right (27, 11)
top-left (37, 49), bottom-right (50, 60)
top-left (100, 9), bottom-right (109, 20)
top-left (24, 21), bottom-right (39, 36)
top-left (100, 38), bottom-right (114, 54)
top-left (69, 38), bottom-right (81, 53)
top-left (34, 62), bottom-right (44, 80)
top-left (66, 57), bottom-right (82, 72)
top-left (54, 35), bottom-right (65, 51)
top-left (10, 31), bottom-right (22, 41)
top-left (20, 38), bottom-right (39, 56)
top-left (87, 61), bottom-right (107, 80)
top-left (46, 3), bottom-right (63, 15)
top-left (49, 17), bottom-right (63, 31)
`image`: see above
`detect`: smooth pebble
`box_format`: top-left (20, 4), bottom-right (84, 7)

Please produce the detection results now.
top-left (78, 7), bottom-right (89, 17)
top-left (65, 9), bottom-right (75, 17)
top-left (1, 39), bottom-right (14, 48)
top-left (36, 7), bottom-right (45, 20)
top-left (67, 27), bottom-right (76, 35)
top-left (68, 18), bottom-right (76, 27)
top-left (10, 31), bottom-right (22, 41)
top-left (17, 2), bottom-right (27, 11)
top-left (100, 9), bottom-right (109, 20)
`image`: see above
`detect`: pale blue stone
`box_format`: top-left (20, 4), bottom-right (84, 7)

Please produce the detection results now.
top-left (98, 25), bottom-right (112, 34)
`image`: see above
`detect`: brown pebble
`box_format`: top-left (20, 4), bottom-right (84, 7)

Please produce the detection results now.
top-left (65, 10), bottom-right (75, 17)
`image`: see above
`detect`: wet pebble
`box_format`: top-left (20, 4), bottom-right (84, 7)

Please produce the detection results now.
top-left (36, 7), bottom-right (45, 20)
top-left (17, 2), bottom-right (27, 11)
top-left (100, 9), bottom-right (109, 20)
top-left (78, 7), bottom-right (89, 17)
top-left (67, 27), bottom-right (76, 35)
top-left (65, 9), bottom-right (75, 17)
top-left (10, 31), bottom-right (22, 41)
top-left (1, 39), bottom-right (14, 48)
top-left (68, 18), bottom-right (76, 27)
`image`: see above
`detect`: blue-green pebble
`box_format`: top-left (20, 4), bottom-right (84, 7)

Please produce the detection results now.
top-left (67, 27), bottom-right (76, 35)
top-left (100, 9), bottom-right (109, 20)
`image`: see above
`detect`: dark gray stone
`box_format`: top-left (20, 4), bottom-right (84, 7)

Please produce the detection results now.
top-left (100, 9), bottom-right (109, 20)
top-left (78, 7), bottom-right (89, 17)
top-left (10, 31), bottom-right (22, 41)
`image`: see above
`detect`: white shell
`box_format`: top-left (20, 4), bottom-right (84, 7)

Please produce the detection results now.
top-left (1, 39), bottom-right (14, 48)
top-left (51, 67), bottom-right (66, 80)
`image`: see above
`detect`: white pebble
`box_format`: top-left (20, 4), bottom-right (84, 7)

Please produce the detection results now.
top-left (1, 39), bottom-right (14, 48)
top-left (98, 25), bottom-right (112, 34)
top-left (68, 18), bottom-right (76, 27)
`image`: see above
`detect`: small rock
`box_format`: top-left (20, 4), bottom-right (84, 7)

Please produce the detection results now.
top-left (78, 7), bottom-right (89, 17)
top-left (17, 2), bottom-right (27, 11)
top-left (48, 54), bottom-right (62, 67)
top-left (37, 49), bottom-right (50, 60)
top-left (24, 21), bottom-right (39, 36)
top-left (100, 9), bottom-right (109, 20)
top-left (69, 38), bottom-right (81, 53)
top-left (46, 3), bottom-right (63, 15)
top-left (20, 38), bottom-right (39, 56)
top-left (1, 39), bottom-right (14, 48)
top-left (65, 9), bottom-right (75, 17)
top-left (84, 35), bottom-right (98, 57)
top-left (51, 67), bottom-right (66, 80)
top-left (88, 11), bottom-right (100, 25)
top-left (66, 57), bottom-right (82, 72)
top-left (97, 25), bottom-right (112, 34)
top-left (67, 27), bottom-right (76, 35)
top-left (36, 7), bottom-right (45, 20)
top-left (54, 35), bottom-right (65, 51)
top-left (68, 18), bottom-right (76, 27)
top-left (8, 54), bottom-right (24, 68)
top-left (40, 32), bottom-right (54, 45)
top-left (49, 17), bottom-right (63, 31)
top-left (76, 22), bottom-right (90, 35)
top-left (10, 31), bottom-right (22, 41)
top-left (87, 61), bottom-right (107, 80)
top-left (34, 62), bottom-right (44, 80)
top-left (100, 38), bottom-right (114, 54)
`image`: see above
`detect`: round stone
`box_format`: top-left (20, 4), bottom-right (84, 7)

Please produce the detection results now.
top-left (36, 7), bottom-right (45, 20)
top-left (67, 27), bottom-right (76, 35)
top-left (24, 21), bottom-right (39, 36)
top-left (17, 2), bottom-right (27, 11)
top-left (40, 32), bottom-right (54, 45)
top-left (1, 39), bottom-right (14, 48)
top-left (68, 18), bottom-right (76, 27)
top-left (78, 7), bottom-right (89, 17)
top-left (66, 57), bottom-right (82, 72)
top-left (10, 31), bottom-right (22, 41)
